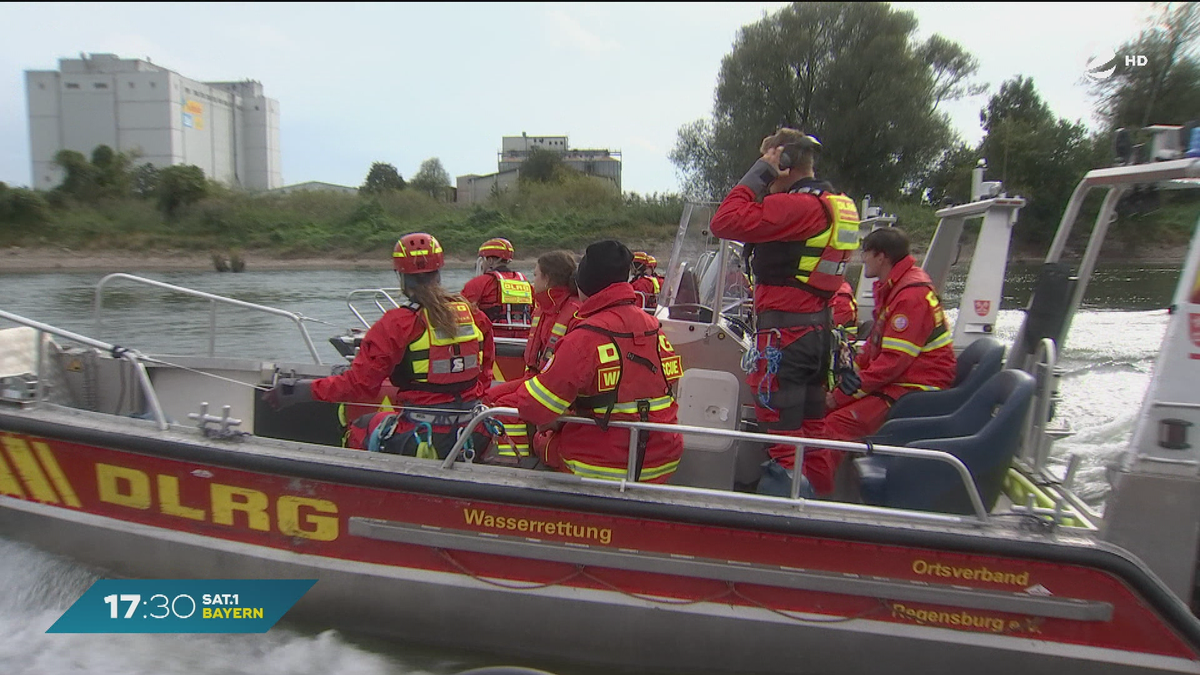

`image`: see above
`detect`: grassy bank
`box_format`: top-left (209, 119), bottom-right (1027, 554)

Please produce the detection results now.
top-left (0, 177), bottom-right (687, 260)
top-left (1, 177), bottom-right (1193, 266)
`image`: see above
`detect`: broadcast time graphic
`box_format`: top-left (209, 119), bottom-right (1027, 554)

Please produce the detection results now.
top-left (46, 579), bottom-right (316, 633)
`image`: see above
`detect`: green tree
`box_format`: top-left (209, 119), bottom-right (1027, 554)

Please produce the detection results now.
top-left (360, 162), bottom-right (406, 194)
top-left (131, 163), bottom-right (161, 199)
top-left (1090, 2), bottom-right (1200, 130)
top-left (519, 146), bottom-right (566, 183)
top-left (90, 144), bottom-right (133, 199)
top-left (409, 157), bottom-right (451, 200)
top-left (53, 149), bottom-right (101, 202)
top-left (979, 77), bottom-right (1097, 245)
top-left (0, 188), bottom-right (51, 228)
top-left (915, 142), bottom-right (979, 207)
top-left (156, 164), bottom-right (209, 216)
top-left (670, 2), bottom-right (982, 200)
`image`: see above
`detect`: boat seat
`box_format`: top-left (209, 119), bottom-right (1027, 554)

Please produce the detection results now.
top-left (854, 369), bottom-right (1036, 515)
top-left (668, 270), bottom-right (712, 323)
top-left (883, 336), bottom-right (1005, 422)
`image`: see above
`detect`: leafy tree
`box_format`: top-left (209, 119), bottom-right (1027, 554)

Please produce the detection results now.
top-left (90, 145), bottom-right (132, 199)
top-left (670, 2), bottom-right (983, 200)
top-left (53, 149), bottom-right (101, 202)
top-left (156, 164), bottom-right (208, 216)
top-left (519, 146), bottom-right (566, 183)
top-left (360, 162), bottom-right (406, 194)
top-left (1090, 2), bottom-right (1200, 130)
top-left (409, 157), bottom-right (451, 200)
top-left (131, 163), bottom-right (161, 199)
top-left (979, 77), bottom-right (1097, 245)
top-left (0, 188), bottom-right (51, 227)
top-left (914, 142), bottom-right (979, 207)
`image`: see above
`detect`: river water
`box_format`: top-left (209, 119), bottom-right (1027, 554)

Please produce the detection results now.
top-left (0, 262), bottom-right (1184, 674)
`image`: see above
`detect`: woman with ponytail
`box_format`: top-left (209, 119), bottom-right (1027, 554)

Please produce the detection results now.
top-left (483, 250), bottom-right (582, 463)
top-left (263, 232), bottom-right (495, 458)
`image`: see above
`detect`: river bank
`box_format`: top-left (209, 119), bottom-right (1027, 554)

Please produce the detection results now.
top-left (0, 242), bottom-right (1188, 274)
top-left (0, 247), bottom-right (539, 274)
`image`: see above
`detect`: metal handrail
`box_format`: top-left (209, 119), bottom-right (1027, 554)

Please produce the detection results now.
top-left (346, 288), bottom-right (402, 328)
top-left (94, 273), bottom-right (324, 364)
top-left (442, 407), bottom-right (991, 522)
top-left (0, 308), bottom-right (169, 431)
top-left (345, 287), bottom-right (533, 333)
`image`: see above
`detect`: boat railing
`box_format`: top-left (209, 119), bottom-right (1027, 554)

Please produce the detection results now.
top-left (444, 406), bottom-right (992, 524)
top-left (0, 308), bottom-right (169, 431)
top-left (346, 288), bottom-right (402, 328)
top-left (345, 287), bottom-right (533, 334)
top-left (93, 273), bottom-right (326, 364)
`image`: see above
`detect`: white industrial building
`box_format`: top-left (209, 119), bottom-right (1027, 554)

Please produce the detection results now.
top-left (456, 134), bottom-right (621, 206)
top-left (25, 53), bottom-right (282, 192)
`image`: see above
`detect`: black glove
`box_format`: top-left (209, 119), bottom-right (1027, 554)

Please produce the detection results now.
top-left (837, 369), bottom-right (862, 396)
top-left (261, 378), bottom-right (314, 411)
top-left (736, 159), bottom-right (780, 199)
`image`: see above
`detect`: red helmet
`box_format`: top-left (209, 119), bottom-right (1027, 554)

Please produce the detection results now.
top-left (646, 254), bottom-right (658, 269)
top-left (478, 237), bottom-right (515, 261)
top-left (632, 251), bottom-right (651, 267)
top-left (393, 232), bottom-right (444, 275)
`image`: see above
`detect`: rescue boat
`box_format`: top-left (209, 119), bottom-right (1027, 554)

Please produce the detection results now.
top-left (1, 126), bottom-right (1200, 674)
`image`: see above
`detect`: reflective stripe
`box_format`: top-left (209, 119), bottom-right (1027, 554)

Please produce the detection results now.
top-left (562, 458), bottom-right (680, 481)
top-left (503, 423), bottom-right (529, 435)
top-left (525, 377), bottom-right (569, 414)
top-left (814, 259), bottom-right (845, 275)
top-left (897, 383), bottom-right (941, 392)
top-left (550, 323), bottom-right (568, 336)
top-left (923, 330), bottom-right (953, 352)
top-left (429, 354), bottom-right (480, 374)
top-left (880, 336), bottom-right (921, 357)
top-left (588, 395), bottom-right (674, 416)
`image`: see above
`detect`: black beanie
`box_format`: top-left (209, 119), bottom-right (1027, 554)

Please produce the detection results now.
top-left (576, 240), bottom-right (633, 296)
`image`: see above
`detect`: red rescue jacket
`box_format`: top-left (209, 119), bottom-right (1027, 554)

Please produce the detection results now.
top-left (710, 178), bottom-right (840, 318)
top-left (462, 267), bottom-right (533, 339)
top-left (833, 256), bottom-right (956, 407)
top-left (630, 274), bottom-right (661, 311)
top-left (524, 286), bottom-right (582, 375)
top-left (832, 281), bottom-right (858, 338)
top-left (492, 283), bottom-right (684, 482)
top-left (313, 301), bottom-right (495, 411)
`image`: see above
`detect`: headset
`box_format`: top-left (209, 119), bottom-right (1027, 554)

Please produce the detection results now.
top-left (777, 134), bottom-right (823, 171)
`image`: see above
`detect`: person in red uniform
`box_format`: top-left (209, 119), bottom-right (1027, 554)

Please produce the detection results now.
top-left (630, 251), bottom-right (660, 311)
top-left (484, 250), bottom-right (582, 462)
top-left (805, 227), bottom-right (957, 493)
top-left (709, 128), bottom-right (860, 498)
top-left (262, 233), bottom-right (496, 459)
top-left (646, 254), bottom-right (666, 291)
top-left (461, 237), bottom-right (533, 339)
top-left (832, 280), bottom-right (859, 341)
top-left (490, 240), bottom-right (685, 482)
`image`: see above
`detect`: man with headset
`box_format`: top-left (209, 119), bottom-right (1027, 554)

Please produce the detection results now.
top-left (710, 128), bottom-right (860, 498)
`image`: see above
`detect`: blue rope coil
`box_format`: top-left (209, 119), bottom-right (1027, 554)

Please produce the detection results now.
top-left (742, 331), bottom-right (783, 411)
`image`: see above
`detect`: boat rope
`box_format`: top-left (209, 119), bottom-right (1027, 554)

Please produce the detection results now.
top-left (741, 329), bottom-right (783, 411)
top-left (438, 548), bottom-right (893, 625)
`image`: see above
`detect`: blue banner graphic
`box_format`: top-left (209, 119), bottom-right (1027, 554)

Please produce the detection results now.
top-left (47, 579), bottom-right (317, 633)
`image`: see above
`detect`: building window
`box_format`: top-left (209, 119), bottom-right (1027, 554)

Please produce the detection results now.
top-left (94, 82), bottom-right (108, 89)
top-left (37, 83), bottom-right (44, 90)
top-left (65, 83), bottom-right (80, 89)
top-left (129, 82), bottom-right (135, 88)
top-left (150, 82), bottom-right (156, 88)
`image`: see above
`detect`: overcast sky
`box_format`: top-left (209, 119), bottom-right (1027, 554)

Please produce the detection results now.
top-left (0, 2), bottom-right (1152, 195)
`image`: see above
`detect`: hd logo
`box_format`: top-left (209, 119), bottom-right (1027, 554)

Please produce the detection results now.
top-left (450, 357), bottom-right (466, 373)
